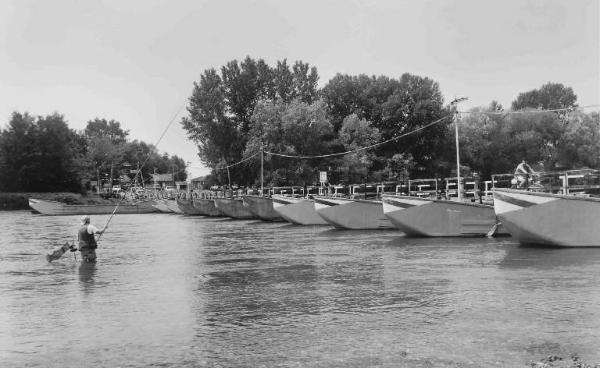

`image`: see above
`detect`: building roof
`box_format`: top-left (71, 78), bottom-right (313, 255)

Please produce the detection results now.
top-left (152, 173), bottom-right (173, 182)
top-left (191, 176), bottom-right (207, 182)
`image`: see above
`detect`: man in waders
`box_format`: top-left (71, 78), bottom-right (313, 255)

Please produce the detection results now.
top-left (78, 215), bottom-right (105, 263)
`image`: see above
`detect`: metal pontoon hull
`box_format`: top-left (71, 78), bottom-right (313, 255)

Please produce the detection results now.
top-left (213, 198), bottom-right (257, 219)
top-left (272, 197), bottom-right (329, 225)
top-left (381, 195), bottom-right (506, 237)
top-left (165, 199), bottom-right (183, 214)
top-left (152, 199), bottom-right (173, 213)
top-left (176, 199), bottom-right (204, 216)
top-left (242, 196), bottom-right (284, 221)
top-left (192, 199), bottom-right (224, 217)
top-left (493, 188), bottom-right (600, 246)
top-left (313, 197), bottom-right (395, 230)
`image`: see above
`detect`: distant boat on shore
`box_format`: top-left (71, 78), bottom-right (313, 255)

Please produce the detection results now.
top-left (28, 198), bottom-right (159, 216)
top-left (493, 188), bottom-right (600, 246)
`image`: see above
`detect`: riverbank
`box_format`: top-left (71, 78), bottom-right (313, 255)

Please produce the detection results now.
top-left (0, 192), bottom-right (120, 210)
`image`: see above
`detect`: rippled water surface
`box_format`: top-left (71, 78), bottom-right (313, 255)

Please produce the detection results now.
top-left (1, 210), bottom-right (600, 367)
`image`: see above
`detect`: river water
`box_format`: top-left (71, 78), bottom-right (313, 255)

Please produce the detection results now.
top-left (1, 211), bottom-right (599, 367)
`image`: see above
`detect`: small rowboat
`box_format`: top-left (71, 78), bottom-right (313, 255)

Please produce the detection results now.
top-left (28, 198), bottom-right (159, 216)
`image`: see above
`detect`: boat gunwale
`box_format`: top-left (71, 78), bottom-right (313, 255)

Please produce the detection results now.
top-left (29, 198), bottom-right (151, 208)
top-left (313, 196), bottom-right (382, 206)
top-left (493, 188), bottom-right (600, 202)
top-left (381, 194), bottom-right (493, 209)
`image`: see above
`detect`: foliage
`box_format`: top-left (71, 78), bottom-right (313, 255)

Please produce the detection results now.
top-left (322, 72), bottom-right (449, 178)
top-left (556, 111), bottom-right (600, 169)
top-left (121, 141), bottom-right (188, 184)
top-left (181, 56), bottom-right (319, 185)
top-left (337, 114), bottom-right (381, 183)
top-left (0, 112), bottom-right (187, 192)
top-left (322, 74), bottom-right (401, 132)
top-left (244, 99), bottom-right (333, 186)
top-left (0, 112), bottom-right (84, 192)
top-left (511, 82), bottom-right (577, 110)
top-left (84, 118), bottom-right (129, 143)
top-left (457, 103), bottom-right (598, 178)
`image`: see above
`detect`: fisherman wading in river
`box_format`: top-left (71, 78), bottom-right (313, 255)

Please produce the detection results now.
top-left (78, 215), bottom-right (106, 263)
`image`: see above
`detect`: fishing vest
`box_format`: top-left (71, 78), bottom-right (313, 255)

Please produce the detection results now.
top-left (78, 225), bottom-right (97, 249)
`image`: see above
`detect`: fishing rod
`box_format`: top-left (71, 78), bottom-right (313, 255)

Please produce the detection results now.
top-left (97, 100), bottom-right (188, 237)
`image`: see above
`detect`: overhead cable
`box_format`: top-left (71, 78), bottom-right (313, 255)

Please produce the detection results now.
top-left (264, 115), bottom-right (452, 159)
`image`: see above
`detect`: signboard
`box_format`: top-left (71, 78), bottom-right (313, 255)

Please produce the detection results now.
top-left (319, 171), bottom-right (328, 184)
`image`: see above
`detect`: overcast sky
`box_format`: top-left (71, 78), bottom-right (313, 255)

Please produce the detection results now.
top-left (1, 0), bottom-right (598, 178)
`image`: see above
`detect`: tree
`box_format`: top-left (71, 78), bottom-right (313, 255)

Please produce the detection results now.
top-left (84, 118), bottom-right (129, 143)
top-left (0, 112), bottom-right (84, 192)
top-left (83, 118), bottom-right (130, 190)
top-left (244, 99), bottom-right (333, 186)
top-left (511, 82), bottom-right (577, 110)
top-left (556, 110), bottom-right (600, 169)
top-left (457, 103), bottom-right (582, 178)
top-left (322, 73), bottom-right (449, 178)
top-left (337, 114), bottom-right (381, 183)
top-left (322, 74), bottom-right (400, 132)
top-left (120, 141), bottom-right (188, 186)
top-left (181, 57), bottom-right (320, 185)
top-left (0, 112), bottom-right (38, 191)
top-left (379, 73), bottom-right (448, 176)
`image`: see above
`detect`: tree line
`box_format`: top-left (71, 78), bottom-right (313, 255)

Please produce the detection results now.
top-left (181, 56), bottom-right (598, 187)
top-left (0, 114), bottom-right (187, 192)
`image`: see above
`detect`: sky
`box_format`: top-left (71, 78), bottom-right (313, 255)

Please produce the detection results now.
top-left (0, 0), bottom-right (598, 178)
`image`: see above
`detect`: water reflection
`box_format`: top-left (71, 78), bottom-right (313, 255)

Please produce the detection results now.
top-left (499, 243), bottom-right (600, 269)
top-left (78, 262), bottom-right (97, 294)
top-left (2, 211), bottom-right (600, 367)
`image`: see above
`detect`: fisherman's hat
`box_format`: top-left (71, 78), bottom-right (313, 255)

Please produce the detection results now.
top-left (81, 215), bottom-right (90, 224)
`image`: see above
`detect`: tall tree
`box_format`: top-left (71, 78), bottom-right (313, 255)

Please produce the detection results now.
top-left (181, 57), bottom-right (320, 185)
top-left (322, 74), bottom-right (400, 132)
top-left (83, 118), bottom-right (130, 189)
top-left (244, 99), bottom-right (333, 186)
top-left (0, 112), bottom-right (84, 192)
top-left (337, 114), bottom-right (381, 184)
top-left (511, 82), bottom-right (577, 110)
top-left (379, 73), bottom-right (448, 176)
top-left (322, 73), bottom-right (448, 178)
top-left (556, 110), bottom-right (600, 169)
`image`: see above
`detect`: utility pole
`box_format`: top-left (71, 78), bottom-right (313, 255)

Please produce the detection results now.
top-left (260, 146), bottom-right (264, 196)
top-left (136, 161), bottom-right (140, 187)
top-left (227, 166), bottom-right (231, 198)
top-left (172, 165), bottom-right (176, 188)
top-left (450, 97), bottom-right (468, 201)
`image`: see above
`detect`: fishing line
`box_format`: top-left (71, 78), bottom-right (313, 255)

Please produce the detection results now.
top-left (97, 100), bottom-right (188, 240)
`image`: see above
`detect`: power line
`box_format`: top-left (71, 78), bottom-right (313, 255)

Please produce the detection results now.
top-left (458, 104), bottom-right (600, 115)
top-left (265, 115), bottom-right (452, 159)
